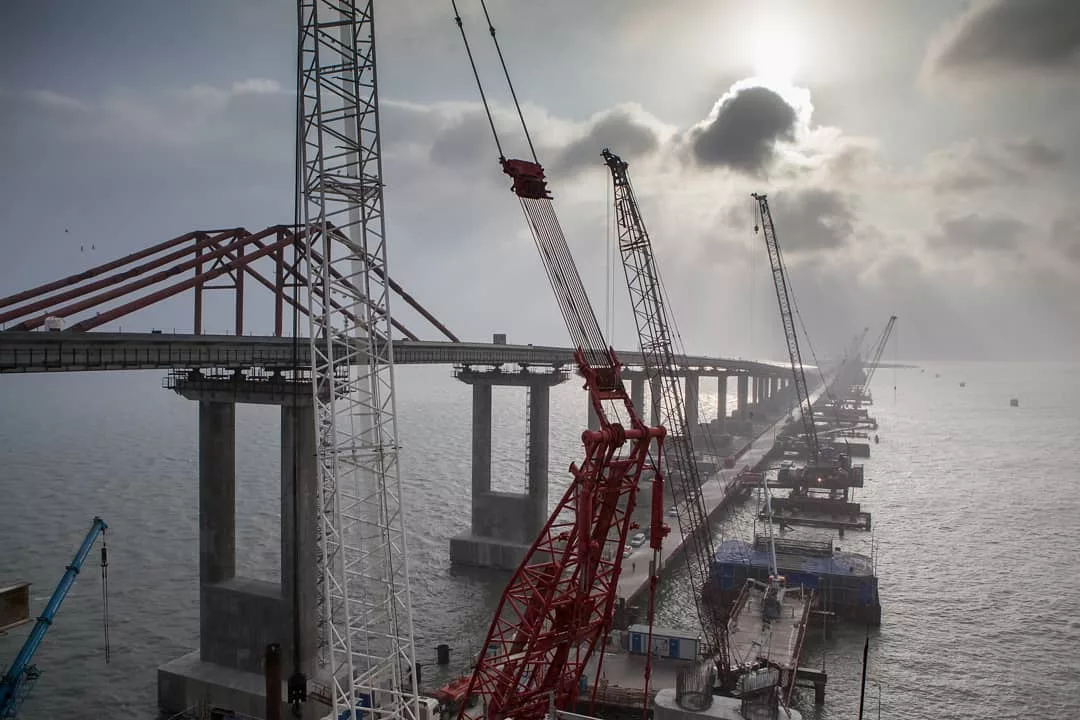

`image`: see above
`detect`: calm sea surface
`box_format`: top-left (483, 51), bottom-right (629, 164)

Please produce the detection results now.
top-left (1, 361), bottom-right (1078, 719)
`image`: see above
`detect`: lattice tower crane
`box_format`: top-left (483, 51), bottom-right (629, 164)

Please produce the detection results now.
top-left (448, 4), bottom-right (669, 720)
top-left (848, 326), bottom-right (870, 365)
top-left (296, 2), bottom-right (420, 719)
top-left (601, 149), bottom-right (736, 698)
top-left (751, 194), bottom-right (832, 477)
top-left (858, 315), bottom-right (897, 401)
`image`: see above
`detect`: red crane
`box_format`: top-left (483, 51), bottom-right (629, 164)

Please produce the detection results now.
top-left (446, 4), bottom-right (669, 720)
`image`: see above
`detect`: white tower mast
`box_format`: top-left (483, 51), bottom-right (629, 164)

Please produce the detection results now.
top-left (297, 2), bottom-right (420, 718)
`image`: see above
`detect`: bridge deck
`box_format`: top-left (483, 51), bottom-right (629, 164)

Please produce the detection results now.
top-left (0, 331), bottom-right (790, 375)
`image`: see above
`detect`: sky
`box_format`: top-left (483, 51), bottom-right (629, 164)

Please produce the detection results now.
top-left (1, 0), bottom-right (1079, 361)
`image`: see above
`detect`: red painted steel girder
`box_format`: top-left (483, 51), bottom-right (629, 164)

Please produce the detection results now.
top-left (212, 235), bottom-right (397, 341)
top-left (10, 227), bottom-right (276, 331)
top-left (0, 225), bottom-right (459, 342)
top-left (0, 230), bottom-right (204, 312)
top-left (0, 230), bottom-right (238, 327)
top-left (67, 228), bottom-right (295, 332)
top-left (459, 349), bottom-right (666, 720)
top-left (266, 233), bottom-right (421, 342)
top-left (322, 226), bottom-right (460, 343)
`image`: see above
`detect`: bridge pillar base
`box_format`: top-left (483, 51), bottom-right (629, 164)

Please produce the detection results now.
top-left (449, 533), bottom-right (531, 571)
top-left (157, 651), bottom-right (328, 720)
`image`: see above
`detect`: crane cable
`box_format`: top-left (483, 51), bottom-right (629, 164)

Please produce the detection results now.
top-left (99, 530), bottom-right (110, 664)
top-left (450, 0), bottom-right (539, 165)
top-left (450, 1), bottom-right (613, 371)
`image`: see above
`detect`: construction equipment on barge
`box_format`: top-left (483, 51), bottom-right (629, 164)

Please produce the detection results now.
top-left (0, 517), bottom-right (109, 718)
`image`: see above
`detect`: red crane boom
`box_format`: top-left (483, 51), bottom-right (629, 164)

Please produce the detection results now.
top-left (448, 5), bottom-right (669, 720)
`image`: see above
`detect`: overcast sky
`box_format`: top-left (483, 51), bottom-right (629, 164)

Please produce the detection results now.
top-left (2, 0), bottom-right (1079, 361)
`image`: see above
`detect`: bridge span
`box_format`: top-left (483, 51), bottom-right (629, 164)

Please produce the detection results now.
top-left (0, 330), bottom-right (789, 377)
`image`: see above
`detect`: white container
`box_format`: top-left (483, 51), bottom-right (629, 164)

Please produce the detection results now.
top-left (627, 624), bottom-right (699, 660)
top-left (44, 316), bottom-right (64, 331)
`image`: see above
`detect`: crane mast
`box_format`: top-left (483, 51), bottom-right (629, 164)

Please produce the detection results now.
top-left (449, 6), bottom-right (668, 720)
top-left (751, 193), bottom-right (821, 466)
top-left (602, 149), bottom-right (732, 695)
top-left (857, 315), bottom-right (897, 403)
top-left (297, 2), bottom-right (419, 719)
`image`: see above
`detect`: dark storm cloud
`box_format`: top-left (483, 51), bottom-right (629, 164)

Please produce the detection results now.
top-left (930, 0), bottom-right (1080, 77)
top-left (928, 137), bottom-right (1066, 192)
top-left (725, 188), bottom-right (857, 254)
top-left (926, 213), bottom-right (1027, 254)
top-left (550, 109), bottom-right (660, 176)
top-left (686, 85), bottom-right (798, 175)
top-left (765, 189), bottom-right (857, 253)
top-left (428, 110), bottom-right (495, 169)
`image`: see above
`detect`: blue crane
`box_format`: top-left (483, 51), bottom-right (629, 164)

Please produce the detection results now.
top-left (0, 516), bottom-right (108, 717)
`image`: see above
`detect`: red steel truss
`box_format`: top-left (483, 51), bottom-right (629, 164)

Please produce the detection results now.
top-left (460, 348), bottom-right (666, 720)
top-left (0, 225), bottom-right (458, 341)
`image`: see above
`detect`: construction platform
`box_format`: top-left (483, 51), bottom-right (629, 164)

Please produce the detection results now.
top-left (615, 376), bottom-right (837, 609)
top-left (725, 580), bottom-right (820, 704)
top-left (710, 535), bottom-right (880, 626)
top-left (760, 497), bottom-right (872, 532)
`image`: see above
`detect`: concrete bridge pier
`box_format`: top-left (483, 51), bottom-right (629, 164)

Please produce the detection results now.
top-left (736, 374), bottom-right (749, 420)
top-left (684, 373), bottom-right (699, 431)
top-left (158, 374), bottom-right (322, 719)
top-left (630, 374), bottom-right (645, 414)
top-left (450, 367), bottom-right (568, 570)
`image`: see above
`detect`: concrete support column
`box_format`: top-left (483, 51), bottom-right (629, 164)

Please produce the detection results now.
top-left (281, 404), bottom-right (318, 676)
top-left (737, 375), bottom-right (749, 420)
top-left (526, 383), bottom-right (550, 540)
top-left (752, 376), bottom-right (760, 406)
top-left (199, 401), bottom-right (236, 585)
top-left (631, 375), bottom-right (644, 415)
top-left (472, 383), bottom-right (493, 496)
top-left (684, 373), bottom-right (699, 430)
top-left (649, 376), bottom-right (662, 427)
top-left (716, 375), bottom-right (728, 432)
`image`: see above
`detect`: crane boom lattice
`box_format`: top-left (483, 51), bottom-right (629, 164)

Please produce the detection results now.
top-left (859, 315), bottom-right (897, 398)
top-left (752, 194), bottom-right (819, 464)
top-left (602, 149), bottom-right (731, 693)
top-left (298, 2), bottom-right (419, 719)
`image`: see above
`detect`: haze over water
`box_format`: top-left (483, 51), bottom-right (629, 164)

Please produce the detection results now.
top-left (1, 360), bottom-right (1078, 719)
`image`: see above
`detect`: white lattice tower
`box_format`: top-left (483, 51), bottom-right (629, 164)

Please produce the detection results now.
top-left (297, 2), bottom-right (420, 719)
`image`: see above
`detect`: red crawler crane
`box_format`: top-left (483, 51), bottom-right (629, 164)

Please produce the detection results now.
top-left (443, 4), bottom-right (669, 720)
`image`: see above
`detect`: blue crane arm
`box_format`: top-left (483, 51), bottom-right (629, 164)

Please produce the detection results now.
top-left (0, 516), bottom-right (107, 715)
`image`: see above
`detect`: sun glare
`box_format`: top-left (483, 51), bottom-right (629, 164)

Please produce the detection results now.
top-left (747, 22), bottom-right (805, 87)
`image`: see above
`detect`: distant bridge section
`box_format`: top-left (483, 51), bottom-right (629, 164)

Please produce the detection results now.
top-left (0, 331), bottom-right (789, 377)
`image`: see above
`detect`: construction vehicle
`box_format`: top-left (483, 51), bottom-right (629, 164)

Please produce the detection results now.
top-left (0, 517), bottom-right (108, 717)
top-left (443, 5), bottom-right (670, 720)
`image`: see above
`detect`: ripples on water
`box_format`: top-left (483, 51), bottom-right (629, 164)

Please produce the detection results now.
top-left (1, 362), bottom-right (1078, 719)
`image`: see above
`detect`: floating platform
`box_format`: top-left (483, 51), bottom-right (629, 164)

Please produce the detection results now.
top-left (772, 465), bottom-right (864, 489)
top-left (726, 579), bottom-right (819, 705)
top-left (761, 496), bottom-right (872, 532)
top-left (710, 535), bottom-right (880, 626)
